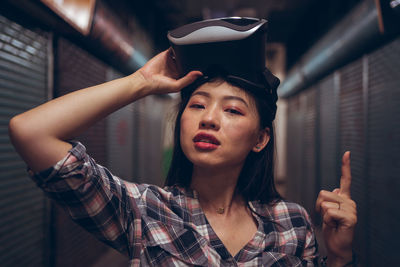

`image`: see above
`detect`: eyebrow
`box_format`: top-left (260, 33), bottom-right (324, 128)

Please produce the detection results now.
top-left (191, 91), bottom-right (249, 107)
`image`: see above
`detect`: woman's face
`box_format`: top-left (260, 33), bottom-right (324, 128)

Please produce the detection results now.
top-left (180, 80), bottom-right (268, 170)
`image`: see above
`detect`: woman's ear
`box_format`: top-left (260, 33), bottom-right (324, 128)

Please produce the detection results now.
top-left (252, 127), bottom-right (270, 152)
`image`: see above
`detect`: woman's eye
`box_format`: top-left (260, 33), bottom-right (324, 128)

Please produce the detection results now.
top-left (226, 108), bottom-right (243, 115)
top-left (190, 104), bottom-right (204, 109)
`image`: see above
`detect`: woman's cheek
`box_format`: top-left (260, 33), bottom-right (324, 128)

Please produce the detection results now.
top-left (228, 120), bottom-right (259, 145)
top-left (225, 118), bottom-right (255, 135)
top-left (180, 115), bottom-right (193, 148)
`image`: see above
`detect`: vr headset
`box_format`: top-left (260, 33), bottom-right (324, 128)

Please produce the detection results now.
top-left (167, 17), bottom-right (280, 99)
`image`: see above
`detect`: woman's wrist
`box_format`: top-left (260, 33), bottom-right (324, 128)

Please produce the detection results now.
top-left (126, 71), bottom-right (153, 100)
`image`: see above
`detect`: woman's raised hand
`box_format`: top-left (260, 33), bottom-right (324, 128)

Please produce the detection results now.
top-left (136, 48), bottom-right (203, 95)
top-left (9, 48), bottom-right (202, 172)
top-left (316, 151), bottom-right (357, 266)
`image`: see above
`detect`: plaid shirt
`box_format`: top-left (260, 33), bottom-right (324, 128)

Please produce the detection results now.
top-left (29, 142), bottom-right (319, 266)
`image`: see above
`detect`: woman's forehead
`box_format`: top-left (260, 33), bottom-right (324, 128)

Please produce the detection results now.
top-left (193, 80), bottom-right (253, 101)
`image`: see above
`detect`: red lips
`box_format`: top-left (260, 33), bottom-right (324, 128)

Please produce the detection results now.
top-left (193, 133), bottom-right (220, 150)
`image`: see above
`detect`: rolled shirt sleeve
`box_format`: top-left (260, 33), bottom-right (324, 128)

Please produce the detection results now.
top-left (28, 141), bottom-right (143, 259)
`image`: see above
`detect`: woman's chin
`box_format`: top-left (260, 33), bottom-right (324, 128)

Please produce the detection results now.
top-left (190, 157), bottom-right (242, 172)
top-left (190, 158), bottom-right (220, 169)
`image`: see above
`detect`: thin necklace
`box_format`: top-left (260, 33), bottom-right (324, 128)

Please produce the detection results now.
top-left (200, 199), bottom-right (226, 214)
top-left (216, 207), bottom-right (225, 214)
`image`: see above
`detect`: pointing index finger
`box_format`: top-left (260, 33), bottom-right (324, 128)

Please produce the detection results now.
top-left (339, 151), bottom-right (352, 197)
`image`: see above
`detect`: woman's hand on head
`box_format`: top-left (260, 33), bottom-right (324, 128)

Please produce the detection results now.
top-left (136, 48), bottom-right (203, 95)
top-left (315, 151), bottom-right (357, 267)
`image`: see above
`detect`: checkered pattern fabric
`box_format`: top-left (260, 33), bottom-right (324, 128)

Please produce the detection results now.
top-left (29, 142), bottom-right (319, 266)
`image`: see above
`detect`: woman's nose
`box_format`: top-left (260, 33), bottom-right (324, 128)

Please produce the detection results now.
top-left (199, 109), bottom-right (220, 130)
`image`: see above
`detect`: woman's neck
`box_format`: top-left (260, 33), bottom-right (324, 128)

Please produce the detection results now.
top-left (190, 165), bottom-right (245, 216)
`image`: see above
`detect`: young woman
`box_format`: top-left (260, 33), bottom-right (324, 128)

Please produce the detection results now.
top-left (9, 49), bottom-right (357, 266)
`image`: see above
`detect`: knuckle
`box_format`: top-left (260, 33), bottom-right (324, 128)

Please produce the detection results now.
top-left (321, 202), bottom-right (330, 209)
top-left (333, 188), bottom-right (340, 194)
top-left (325, 208), bottom-right (335, 216)
top-left (319, 190), bottom-right (329, 198)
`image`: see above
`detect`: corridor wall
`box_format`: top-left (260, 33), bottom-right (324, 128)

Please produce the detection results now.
top-left (285, 37), bottom-right (400, 266)
top-left (0, 15), bottom-right (50, 267)
top-left (52, 37), bottom-right (110, 267)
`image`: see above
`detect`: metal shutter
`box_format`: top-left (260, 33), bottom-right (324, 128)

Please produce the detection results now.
top-left (132, 97), bottom-right (144, 182)
top-left (56, 37), bottom-right (108, 165)
top-left (302, 87), bottom-right (317, 221)
top-left (318, 74), bottom-right (340, 190)
top-left (0, 15), bottom-right (49, 266)
top-left (106, 69), bottom-right (135, 181)
top-left (286, 87), bottom-right (318, 219)
top-left (54, 37), bottom-right (109, 267)
top-left (135, 96), bottom-right (166, 186)
top-left (285, 36), bottom-right (399, 266)
top-left (367, 37), bottom-right (400, 267)
top-left (338, 58), bottom-right (368, 264)
top-left (146, 96), bottom-right (166, 185)
top-left (286, 95), bottom-right (303, 204)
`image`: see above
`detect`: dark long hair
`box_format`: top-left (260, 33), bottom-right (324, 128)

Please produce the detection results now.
top-left (164, 74), bottom-right (281, 204)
